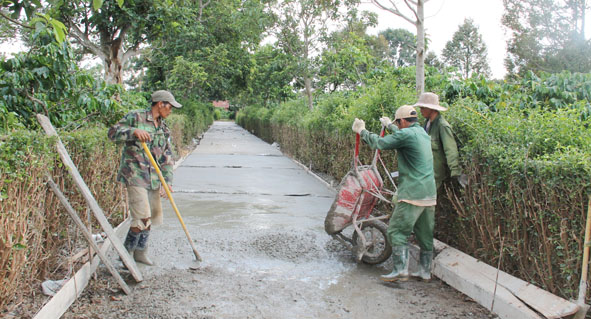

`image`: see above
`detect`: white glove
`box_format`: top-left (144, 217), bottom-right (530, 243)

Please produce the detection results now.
top-left (380, 116), bottom-right (392, 128)
top-left (352, 118), bottom-right (366, 134)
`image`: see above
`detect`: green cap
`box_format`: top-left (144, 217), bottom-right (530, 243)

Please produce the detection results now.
top-left (151, 90), bottom-right (182, 108)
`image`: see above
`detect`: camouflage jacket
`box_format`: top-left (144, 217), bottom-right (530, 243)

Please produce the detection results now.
top-left (108, 109), bottom-right (174, 190)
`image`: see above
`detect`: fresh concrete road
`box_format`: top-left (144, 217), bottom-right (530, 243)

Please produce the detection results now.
top-left (65, 121), bottom-right (494, 319)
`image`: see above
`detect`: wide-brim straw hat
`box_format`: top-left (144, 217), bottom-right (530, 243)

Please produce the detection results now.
top-left (413, 92), bottom-right (448, 111)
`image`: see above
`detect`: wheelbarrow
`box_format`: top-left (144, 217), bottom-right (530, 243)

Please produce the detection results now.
top-left (324, 127), bottom-right (398, 264)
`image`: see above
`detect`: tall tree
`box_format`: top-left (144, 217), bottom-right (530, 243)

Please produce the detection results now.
top-left (370, 0), bottom-right (431, 96)
top-left (318, 32), bottom-right (376, 92)
top-left (273, 0), bottom-right (357, 110)
top-left (48, 0), bottom-right (213, 85)
top-left (139, 0), bottom-right (272, 101)
top-left (378, 28), bottom-right (416, 67)
top-left (502, 0), bottom-right (591, 75)
top-left (424, 50), bottom-right (443, 70)
top-left (442, 18), bottom-right (491, 78)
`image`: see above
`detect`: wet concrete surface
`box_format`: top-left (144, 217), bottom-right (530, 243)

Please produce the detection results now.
top-left (65, 121), bottom-right (495, 319)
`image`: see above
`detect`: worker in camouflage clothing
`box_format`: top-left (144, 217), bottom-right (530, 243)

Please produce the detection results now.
top-left (108, 90), bottom-right (182, 265)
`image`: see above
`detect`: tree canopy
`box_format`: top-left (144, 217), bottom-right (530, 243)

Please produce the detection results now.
top-left (502, 0), bottom-right (591, 76)
top-left (442, 18), bottom-right (491, 79)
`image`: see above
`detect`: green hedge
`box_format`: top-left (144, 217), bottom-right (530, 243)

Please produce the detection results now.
top-left (236, 69), bottom-right (591, 301)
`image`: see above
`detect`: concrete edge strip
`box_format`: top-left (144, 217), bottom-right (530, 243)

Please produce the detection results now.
top-left (33, 218), bottom-right (131, 319)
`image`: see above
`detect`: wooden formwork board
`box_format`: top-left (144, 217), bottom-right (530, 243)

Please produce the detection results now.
top-left (33, 219), bottom-right (131, 319)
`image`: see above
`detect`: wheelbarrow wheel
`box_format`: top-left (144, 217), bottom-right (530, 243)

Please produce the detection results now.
top-left (351, 220), bottom-right (392, 264)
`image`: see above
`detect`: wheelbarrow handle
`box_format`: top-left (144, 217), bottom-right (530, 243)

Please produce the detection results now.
top-left (355, 126), bottom-right (386, 170)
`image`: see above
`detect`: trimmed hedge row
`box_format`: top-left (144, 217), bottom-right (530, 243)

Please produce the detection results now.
top-left (236, 70), bottom-right (591, 301)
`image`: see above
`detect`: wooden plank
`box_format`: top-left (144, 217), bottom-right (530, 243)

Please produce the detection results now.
top-left (33, 218), bottom-right (131, 319)
top-left (36, 114), bottom-right (142, 282)
top-left (46, 177), bottom-right (131, 295)
top-left (433, 246), bottom-right (543, 319)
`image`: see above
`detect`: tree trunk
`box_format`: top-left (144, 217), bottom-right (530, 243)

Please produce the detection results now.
top-left (304, 76), bottom-right (313, 110)
top-left (103, 38), bottom-right (123, 85)
top-left (415, 0), bottom-right (425, 96)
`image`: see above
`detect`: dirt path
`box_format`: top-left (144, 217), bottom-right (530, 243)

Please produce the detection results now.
top-left (64, 121), bottom-right (495, 319)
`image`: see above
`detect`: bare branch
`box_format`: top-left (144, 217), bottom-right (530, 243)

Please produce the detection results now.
top-left (69, 23), bottom-right (108, 61)
top-left (371, 0), bottom-right (417, 25)
top-left (0, 10), bottom-right (34, 29)
top-left (403, 0), bottom-right (419, 21)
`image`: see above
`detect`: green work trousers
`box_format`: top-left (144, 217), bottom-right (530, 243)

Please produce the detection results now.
top-left (387, 201), bottom-right (435, 251)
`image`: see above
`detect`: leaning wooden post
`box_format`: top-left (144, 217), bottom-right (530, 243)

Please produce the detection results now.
top-left (46, 176), bottom-right (131, 295)
top-left (36, 114), bottom-right (142, 282)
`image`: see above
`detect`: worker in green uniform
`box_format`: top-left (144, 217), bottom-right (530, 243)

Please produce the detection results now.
top-left (108, 90), bottom-right (182, 266)
top-left (352, 105), bottom-right (436, 282)
top-left (413, 92), bottom-right (467, 190)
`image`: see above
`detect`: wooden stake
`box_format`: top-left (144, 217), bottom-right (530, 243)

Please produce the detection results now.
top-left (491, 228), bottom-right (504, 312)
top-left (46, 176), bottom-right (131, 295)
top-left (36, 114), bottom-right (142, 282)
top-left (574, 197), bottom-right (591, 319)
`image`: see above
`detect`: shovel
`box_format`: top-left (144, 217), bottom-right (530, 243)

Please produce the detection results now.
top-left (141, 142), bottom-right (202, 261)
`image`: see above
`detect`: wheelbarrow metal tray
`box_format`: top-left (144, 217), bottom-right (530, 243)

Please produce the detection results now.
top-left (324, 165), bottom-right (383, 235)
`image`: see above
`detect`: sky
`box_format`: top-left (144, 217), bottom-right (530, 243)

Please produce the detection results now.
top-left (359, 0), bottom-right (508, 79)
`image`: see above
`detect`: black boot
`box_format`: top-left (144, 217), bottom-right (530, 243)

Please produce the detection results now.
top-left (134, 230), bottom-right (154, 265)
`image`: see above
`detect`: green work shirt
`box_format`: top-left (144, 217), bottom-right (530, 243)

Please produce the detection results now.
top-left (108, 109), bottom-right (174, 190)
top-left (360, 123), bottom-right (436, 202)
top-left (424, 114), bottom-right (461, 189)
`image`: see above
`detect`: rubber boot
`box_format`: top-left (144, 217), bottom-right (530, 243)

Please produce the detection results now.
top-left (380, 246), bottom-right (409, 282)
top-left (123, 230), bottom-right (140, 255)
top-left (121, 230), bottom-right (140, 269)
top-left (134, 230), bottom-right (154, 266)
top-left (410, 250), bottom-right (433, 281)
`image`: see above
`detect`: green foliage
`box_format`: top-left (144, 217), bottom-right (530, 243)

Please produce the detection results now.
top-left (0, 25), bottom-right (131, 132)
top-left (140, 0), bottom-right (273, 101)
top-left (173, 98), bottom-right (215, 144)
top-left (235, 45), bottom-right (297, 107)
top-left (317, 32), bottom-right (377, 92)
top-left (166, 56), bottom-right (207, 100)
